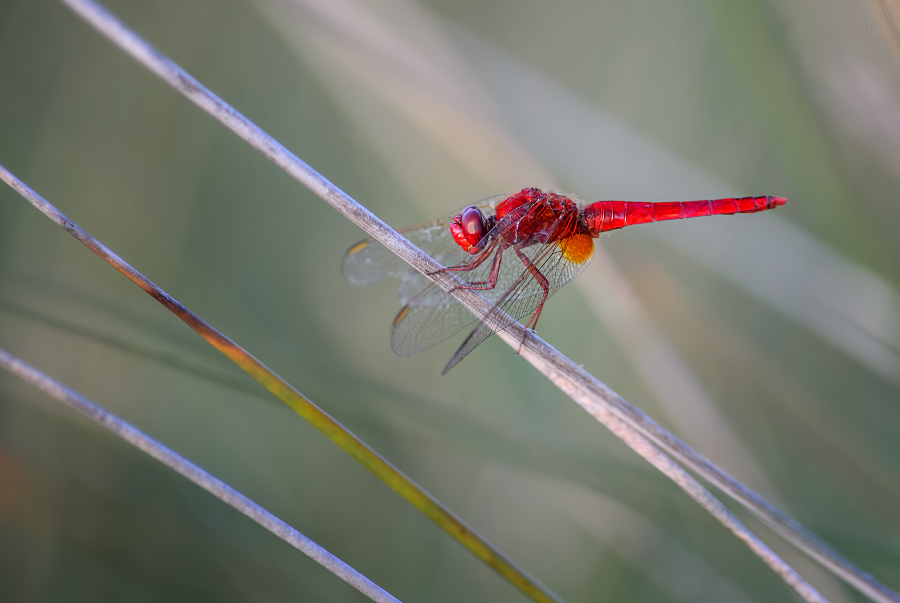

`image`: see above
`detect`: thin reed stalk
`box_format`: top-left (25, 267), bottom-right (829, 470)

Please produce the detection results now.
top-left (0, 163), bottom-right (562, 603)
top-left (0, 347), bottom-right (402, 603)
top-left (45, 1), bottom-right (900, 602)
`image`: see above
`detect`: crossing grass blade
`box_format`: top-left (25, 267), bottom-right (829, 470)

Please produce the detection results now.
top-left (0, 347), bottom-right (403, 603)
top-left (0, 162), bottom-right (563, 603)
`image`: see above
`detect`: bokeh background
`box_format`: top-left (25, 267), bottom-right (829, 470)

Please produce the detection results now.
top-left (1, 0), bottom-right (899, 601)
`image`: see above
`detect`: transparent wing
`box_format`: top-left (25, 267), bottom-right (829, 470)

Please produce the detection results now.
top-left (389, 241), bottom-right (542, 357)
top-left (389, 203), bottom-right (536, 356)
top-left (440, 233), bottom-right (594, 373)
top-left (340, 194), bottom-right (509, 303)
top-left (388, 281), bottom-right (481, 356)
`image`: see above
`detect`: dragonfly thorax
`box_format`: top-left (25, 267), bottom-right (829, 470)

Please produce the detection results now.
top-left (495, 189), bottom-right (584, 246)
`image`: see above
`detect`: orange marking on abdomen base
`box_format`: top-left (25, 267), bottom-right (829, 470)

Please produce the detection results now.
top-left (558, 233), bottom-right (594, 264)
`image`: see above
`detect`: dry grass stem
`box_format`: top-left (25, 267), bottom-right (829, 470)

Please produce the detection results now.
top-left (0, 162), bottom-right (561, 603)
top-left (0, 347), bottom-right (402, 603)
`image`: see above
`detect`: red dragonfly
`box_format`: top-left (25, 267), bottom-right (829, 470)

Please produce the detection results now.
top-left (342, 188), bottom-right (786, 373)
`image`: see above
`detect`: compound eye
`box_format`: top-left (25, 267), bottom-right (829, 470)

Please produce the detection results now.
top-left (459, 206), bottom-right (487, 246)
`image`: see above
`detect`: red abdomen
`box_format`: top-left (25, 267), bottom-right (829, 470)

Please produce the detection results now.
top-left (581, 196), bottom-right (786, 235)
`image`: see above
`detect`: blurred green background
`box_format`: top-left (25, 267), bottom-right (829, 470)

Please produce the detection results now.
top-left (1, 0), bottom-right (899, 601)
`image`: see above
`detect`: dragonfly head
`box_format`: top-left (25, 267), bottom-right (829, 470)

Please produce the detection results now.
top-left (451, 205), bottom-right (493, 253)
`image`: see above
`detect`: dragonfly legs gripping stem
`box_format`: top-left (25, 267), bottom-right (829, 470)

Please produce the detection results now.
top-left (513, 245), bottom-right (550, 354)
top-left (434, 240), bottom-right (508, 296)
top-left (426, 238), bottom-right (498, 278)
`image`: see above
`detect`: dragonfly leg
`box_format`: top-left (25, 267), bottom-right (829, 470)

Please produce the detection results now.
top-left (427, 238), bottom-right (499, 276)
top-left (513, 246), bottom-right (550, 352)
top-left (446, 241), bottom-right (507, 292)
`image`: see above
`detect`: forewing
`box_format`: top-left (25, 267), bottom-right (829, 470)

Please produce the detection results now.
top-left (341, 220), bottom-right (455, 287)
top-left (391, 201), bottom-right (564, 356)
top-left (341, 194), bottom-right (509, 296)
top-left (389, 282), bottom-right (482, 355)
top-left (389, 201), bottom-right (524, 355)
top-left (441, 234), bottom-right (594, 373)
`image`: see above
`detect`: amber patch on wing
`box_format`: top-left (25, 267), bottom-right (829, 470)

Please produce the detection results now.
top-left (558, 233), bottom-right (594, 264)
top-left (393, 305), bottom-right (411, 327)
top-left (346, 240), bottom-right (370, 255)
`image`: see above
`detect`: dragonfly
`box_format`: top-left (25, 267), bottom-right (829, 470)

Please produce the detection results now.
top-left (342, 188), bottom-right (786, 374)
